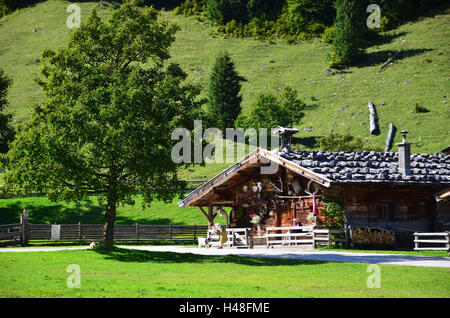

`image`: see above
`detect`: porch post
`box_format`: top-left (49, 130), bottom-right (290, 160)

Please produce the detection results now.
top-left (198, 206), bottom-right (214, 228)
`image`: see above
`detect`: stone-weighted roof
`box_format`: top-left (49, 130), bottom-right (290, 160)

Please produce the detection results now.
top-left (277, 149), bottom-right (450, 185)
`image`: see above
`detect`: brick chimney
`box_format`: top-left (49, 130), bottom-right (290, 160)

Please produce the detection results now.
top-left (397, 130), bottom-right (412, 176)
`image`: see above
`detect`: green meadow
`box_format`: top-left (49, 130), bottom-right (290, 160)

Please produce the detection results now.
top-left (0, 248), bottom-right (449, 297)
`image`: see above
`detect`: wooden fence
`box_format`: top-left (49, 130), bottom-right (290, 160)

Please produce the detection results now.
top-left (266, 226), bottom-right (315, 248)
top-left (0, 223), bottom-right (21, 246)
top-left (0, 209), bottom-right (208, 245)
top-left (312, 229), bottom-right (347, 248)
top-left (26, 223), bottom-right (208, 243)
top-left (266, 227), bottom-right (347, 248)
top-left (414, 232), bottom-right (450, 252)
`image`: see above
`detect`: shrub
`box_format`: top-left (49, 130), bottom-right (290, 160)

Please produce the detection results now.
top-left (318, 134), bottom-right (365, 152)
top-left (247, 0), bottom-right (284, 21)
top-left (319, 201), bottom-right (345, 229)
top-left (206, 0), bottom-right (249, 24)
top-left (236, 86), bottom-right (305, 130)
top-left (174, 0), bottom-right (206, 16)
top-left (321, 26), bottom-right (335, 44)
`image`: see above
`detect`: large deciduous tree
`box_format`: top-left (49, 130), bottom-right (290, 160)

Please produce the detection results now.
top-left (4, 4), bottom-right (203, 249)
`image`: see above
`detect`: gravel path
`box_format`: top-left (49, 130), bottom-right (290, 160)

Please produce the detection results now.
top-left (1, 245), bottom-right (449, 268)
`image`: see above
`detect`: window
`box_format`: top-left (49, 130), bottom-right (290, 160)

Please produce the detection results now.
top-left (394, 203), bottom-right (407, 221)
top-left (368, 203), bottom-right (391, 222)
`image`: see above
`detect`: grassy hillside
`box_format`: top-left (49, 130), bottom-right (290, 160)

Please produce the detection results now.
top-left (0, 0), bottom-right (449, 182)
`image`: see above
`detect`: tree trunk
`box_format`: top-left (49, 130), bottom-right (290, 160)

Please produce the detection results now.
top-left (368, 102), bottom-right (379, 135)
top-left (384, 123), bottom-right (396, 152)
top-left (103, 199), bottom-right (117, 249)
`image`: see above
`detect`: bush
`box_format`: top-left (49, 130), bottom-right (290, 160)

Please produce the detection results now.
top-left (246, 0), bottom-right (284, 21)
top-left (321, 26), bottom-right (335, 44)
top-left (174, 0), bottom-right (206, 16)
top-left (378, 0), bottom-right (448, 31)
top-left (319, 202), bottom-right (345, 229)
top-left (318, 134), bottom-right (365, 152)
top-left (288, 0), bottom-right (335, 27)
top-left (236, 86), bottom-right (305, 130)
top-left (206, 0), bottom-right (249, 24)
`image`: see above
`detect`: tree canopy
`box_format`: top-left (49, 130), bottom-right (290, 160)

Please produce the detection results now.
top-left (4, 4), bottom-right (204, 248)
top-left (235, 86), bottom-right (305, 130)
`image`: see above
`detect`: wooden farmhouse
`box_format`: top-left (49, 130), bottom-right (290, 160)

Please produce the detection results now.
top-left (178, 129), bottom-right (450, 245)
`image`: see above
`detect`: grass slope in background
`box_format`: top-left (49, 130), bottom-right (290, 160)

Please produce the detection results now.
top-left (0, 248), bottom-right (449, 297)
top-left (0, 0), bottom-right (448, 158)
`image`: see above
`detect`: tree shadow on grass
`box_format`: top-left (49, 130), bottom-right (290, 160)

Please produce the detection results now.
top-left (291, 136), bottom-right (322, 150)
top-left (0, 198), bottom-right (172, 225)
top-left (357, 48), bottom-right (433, 68)
top-left (94, 247), bottom-right (327, 267)
top-left (366, 32), bottom-right (407, 48)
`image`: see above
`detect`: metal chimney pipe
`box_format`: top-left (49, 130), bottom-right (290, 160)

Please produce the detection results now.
top-left (397, 130), bottom-right (412, 176)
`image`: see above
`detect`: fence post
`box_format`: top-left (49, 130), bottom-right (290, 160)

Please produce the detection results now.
top-left (136, 223), bottom-right (139, 242)
top-left (193, 224), bottom-right (197, 241)
top-left (447, 232), bottom-right (450, 253)
top-left (345, 227), bottom-right (351, 248)
top-left (20, 209), bottom-right (29, 246)
top-left (312, 230), bottom-right (316, 249)
top-left (78, 222), bottom-right (82, 242)
top-left (169, 223), bottom-right (173, 241)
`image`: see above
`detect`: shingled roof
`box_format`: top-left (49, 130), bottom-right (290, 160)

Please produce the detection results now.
top-left (179, 147), bottom-right (450, 207)
top-left (277, 148), bottom-right (450, 185)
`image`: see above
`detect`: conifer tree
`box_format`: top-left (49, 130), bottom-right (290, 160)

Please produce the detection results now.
top-left (331, 0), bottom-right (366, 67)
top-left (207, 52), bottom-right (245, 131)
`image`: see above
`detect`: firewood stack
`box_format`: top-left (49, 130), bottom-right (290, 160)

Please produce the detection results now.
top-left (352, 227), bottom-right (395, 249)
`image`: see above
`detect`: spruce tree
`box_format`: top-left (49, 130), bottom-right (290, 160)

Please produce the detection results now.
top-left (332, 0), bottom-right (366, 67)
top-left (207, 52), bottom-right (245, 131)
